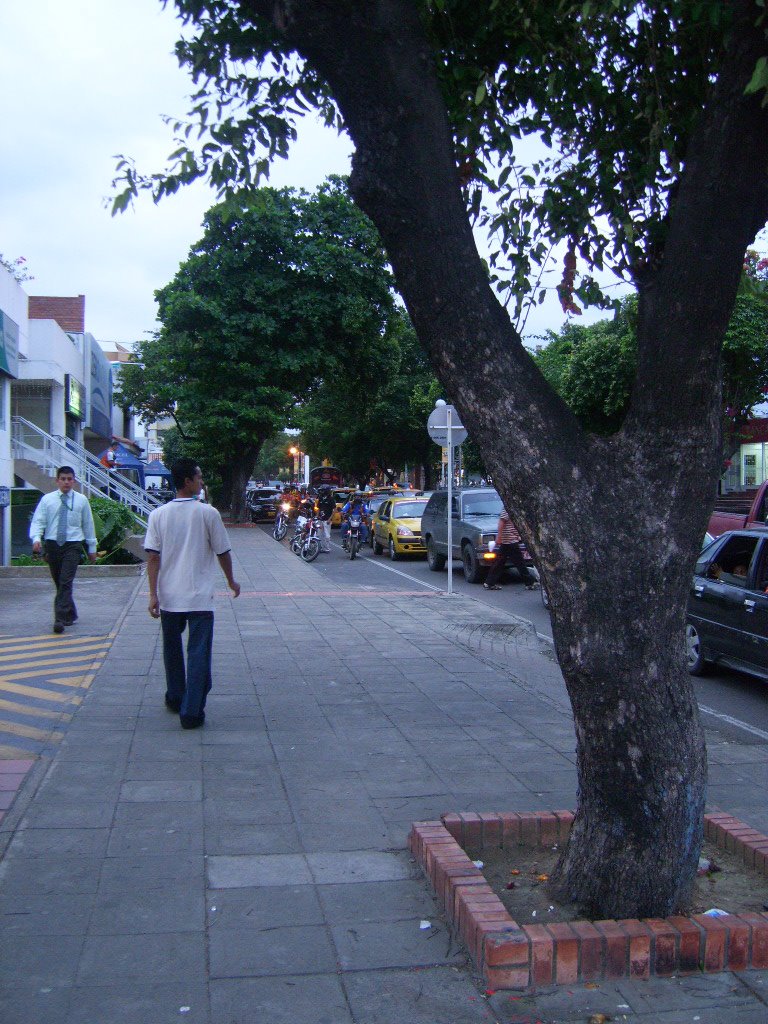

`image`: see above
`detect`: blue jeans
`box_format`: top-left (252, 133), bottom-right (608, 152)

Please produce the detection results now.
top-left (160, 611), bottom-right (214, 720)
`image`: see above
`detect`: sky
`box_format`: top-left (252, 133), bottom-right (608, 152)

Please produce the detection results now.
top-left (1, 0), bottom-right (611, 349)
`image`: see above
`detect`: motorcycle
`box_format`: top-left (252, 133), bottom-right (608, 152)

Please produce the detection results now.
top-left (343, 513), bottom-right (364, 560)
top-left (272, 501), bottom-right (292, 541)
top-left (290, 514), bottom-right (321, 562)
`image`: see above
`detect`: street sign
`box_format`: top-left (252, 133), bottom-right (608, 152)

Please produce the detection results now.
top-left (427, 404), bottom-right (467, 447)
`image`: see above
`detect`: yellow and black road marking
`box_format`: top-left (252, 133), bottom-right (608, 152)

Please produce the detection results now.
top-left (0, 633), bottom-right (112, 759)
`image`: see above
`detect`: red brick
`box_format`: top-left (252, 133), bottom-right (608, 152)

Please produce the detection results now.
top-left (459, 812), bottom-right (482, 846)
top-left (500, 812), bottom-right (521, 846)
top-left (692, 915), bottom-right (728, 972)
top-left (484, 965), bottom-right (530, 990)
top-left (474, 918), bottom-right (518, 966)
top-left (0, 759), bottom-right (35, 774)
top-left (621, 919), bottom-right (652, 980)
top-left (726, 916), bottom-right (751, 970)
top-left (594, 920), bottom-right (629, 978)
top-left (725, 826), bottom-right (757, 854)
top-left (0, 774), bottom-right (26, 792)
top-left (645, 918), bottom-right (679, 975)
top-left (518, 812), bottom-right (539, 846)
top-left (433, 856), bottom-right (477, 896)
top-left (424, 838), bottom-right (463, 873)
top-left (704, 811), bottom-right (737, 841)
top-left (443, 874), bottom-right (486, 917)
top-left (668, 916), bottom-right (702, 973)
top-left (483, 928), bottom-right (530, 968)
top-left (479, 812), bottom-right (502, 848)
top-left (523, 924), bottom-right (554, 988)
top-left (570, 920), bottom-right (603, 981)
top-left (538, 813), bottom-right (559, 848)
top-left (441, 813), bottom-right (463, 842)
top-left (547, 922), bottom-right (579, 985)
top-left (709, 817), bottom-right (743, 849)
top-left (455, 889), bottom-right (505, 934)
top-left (553, 810), bottom-right (575, 841)
top-left (748, 843), bottom-right (768, 875)
top-left (737, 912), bottom-right (768, 968)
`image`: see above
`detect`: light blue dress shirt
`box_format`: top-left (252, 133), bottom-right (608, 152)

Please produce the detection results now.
top-left (30, 489), bottom-right (98, 553)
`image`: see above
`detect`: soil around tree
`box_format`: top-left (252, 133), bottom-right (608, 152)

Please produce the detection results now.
top-left (474, 838), bottom-right (768, 925)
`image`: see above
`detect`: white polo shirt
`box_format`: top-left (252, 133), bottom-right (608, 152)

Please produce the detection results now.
top-left (144, 498), bottom-right (232, 612)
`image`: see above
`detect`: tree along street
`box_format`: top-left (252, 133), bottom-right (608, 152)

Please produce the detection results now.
top-left (116, 1), bottom-right (768, 919)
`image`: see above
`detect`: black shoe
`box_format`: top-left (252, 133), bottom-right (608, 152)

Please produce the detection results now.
top-left (180, 713), bottom-right (205, 730)
top-left (62, 616), bottom-right (78, 626)
top-left (53, 621), bottom-right (65, 634)
top-left (165, 695), bottom-right (182, 713)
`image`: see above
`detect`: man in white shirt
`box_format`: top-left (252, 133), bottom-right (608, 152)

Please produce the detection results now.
top-left (30, 465), bottom-right (97, 634)
top-left (144, 459), bottom-right (240, 729)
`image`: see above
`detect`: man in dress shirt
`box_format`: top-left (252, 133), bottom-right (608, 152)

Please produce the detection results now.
top-left (30, 466), bottom-right (97, 634)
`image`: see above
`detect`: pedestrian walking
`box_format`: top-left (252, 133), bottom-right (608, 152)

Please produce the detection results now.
top-left (144, 459), bottom-right (241, 729)
top-left (483, 509), bottom-right (538, 591)
top-left (29, 465), bottom-right (97, 634)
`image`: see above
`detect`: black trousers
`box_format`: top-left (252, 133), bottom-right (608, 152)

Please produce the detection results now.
top-left (44, 541), bottom-right (83, 623)
top-left (485, 542), bottom-right (537, 587)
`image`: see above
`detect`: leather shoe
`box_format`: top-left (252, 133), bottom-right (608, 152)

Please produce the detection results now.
top-left (165, 695), bottom-right (182, 713)
top-left (53, 621), bottom-right (64, 634)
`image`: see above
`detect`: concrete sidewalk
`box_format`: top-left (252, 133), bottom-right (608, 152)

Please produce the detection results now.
top-left (1, 528), bottom-right (767, 1023)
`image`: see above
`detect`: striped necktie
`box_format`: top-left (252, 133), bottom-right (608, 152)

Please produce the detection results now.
top-left (56, 493), bottom-right (69, 545)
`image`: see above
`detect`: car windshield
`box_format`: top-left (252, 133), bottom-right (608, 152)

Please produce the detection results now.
top-left (369, 497), bottom-right (387, 513)
top-left (393, 501), bottom-right (427, 519)
top-left (462, 493), bottom-right (504, 517)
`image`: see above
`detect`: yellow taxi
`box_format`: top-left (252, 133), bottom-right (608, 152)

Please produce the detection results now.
top-left (371, 495), bottom-right (429, 560)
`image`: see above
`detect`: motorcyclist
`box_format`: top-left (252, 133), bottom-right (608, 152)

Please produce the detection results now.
top-left (316, 486), bottom-right (336, 553)
top-left (341, 493), bottom-right (369, 546)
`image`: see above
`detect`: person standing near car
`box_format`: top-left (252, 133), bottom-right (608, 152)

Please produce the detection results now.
top-left (30, 466), bottom-right (97, 634)
top-left (316, 485), bottom-right (335, 552)
top-left (483, 509), bottom-right (538, 591)
top-left (144, 459), bottom-right (240, 729)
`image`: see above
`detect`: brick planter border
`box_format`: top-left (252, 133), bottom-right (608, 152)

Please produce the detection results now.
top-left (408, 810), bottom-right (768, 991)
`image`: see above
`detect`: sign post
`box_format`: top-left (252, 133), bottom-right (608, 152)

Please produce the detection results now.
top-left (427, 401), bottom-right (468, 596)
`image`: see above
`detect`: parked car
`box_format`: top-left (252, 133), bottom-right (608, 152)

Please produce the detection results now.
top-left (366, 494), bottom-right (390, 546)
top-left (420, 487), bottom-right (535, 583)
top-left (686, 526), bottom-right (768, 682)
top-left (371, 496), bottom-right (429, 560)
top-left (246, 487), bottom-right (280, 523)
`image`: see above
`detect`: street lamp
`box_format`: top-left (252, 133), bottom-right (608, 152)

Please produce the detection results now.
top-left (289, 445), bottom-right (303, 484)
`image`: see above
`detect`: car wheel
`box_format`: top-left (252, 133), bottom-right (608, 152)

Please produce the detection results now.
top-left (426, 537), bottom-right (446, 571)
top-left (388, 537), bottom-right (399, 561)
top-left (373, 537), bottom-right (383, 555)
top-left (685, 623), bottom-right (709, 675)
top-left (462, 543), bottom-right (483, 583)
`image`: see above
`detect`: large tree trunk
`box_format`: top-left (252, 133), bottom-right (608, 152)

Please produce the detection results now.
top-left (229, 448), bottom-right (258, 522)
top-left (249, 0), bottom-right (768, 916)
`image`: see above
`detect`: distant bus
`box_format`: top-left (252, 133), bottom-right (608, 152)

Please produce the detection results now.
top-left (309, 466), bottom-right (344, 488)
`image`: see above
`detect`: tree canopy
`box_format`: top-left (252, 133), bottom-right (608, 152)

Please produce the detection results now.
top-left (117, 177), bottom-right (397, 513)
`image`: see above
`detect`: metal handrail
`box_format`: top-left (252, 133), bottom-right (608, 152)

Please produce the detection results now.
top-left (11, 415), bottom-right (162, 526)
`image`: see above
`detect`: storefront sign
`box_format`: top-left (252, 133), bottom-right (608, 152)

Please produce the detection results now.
top-left (0, 310), bottom-right (19, 379)
top-left (65, 374), bottom-right (85, 421)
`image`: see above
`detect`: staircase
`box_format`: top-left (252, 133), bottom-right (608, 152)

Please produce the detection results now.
top-left (11, 416), bottom-right (163, 530)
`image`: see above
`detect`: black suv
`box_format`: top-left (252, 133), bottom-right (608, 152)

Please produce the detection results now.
top-left (420, 487), bottom-right (535, 584)
top-left (686, 527), bottom-right (768, 682)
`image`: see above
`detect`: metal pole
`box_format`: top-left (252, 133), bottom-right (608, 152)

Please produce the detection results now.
top-left (447, 406), bottom-right (453, 596)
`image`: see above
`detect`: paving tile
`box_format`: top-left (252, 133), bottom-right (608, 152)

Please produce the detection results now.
top-left (8, 827), bottom-right (110, 858)
top-left (209, 922), bottom-right (338, 978)
top-left (0, 892), bottom-right (93, 935)
top-left (317, 878), bottom-right (438, 924)
top-left (0, 853), bottom-right (103, 895)
top-left (77, 932), bottom-right (206, 983)
top-left (331, 918), bottom-right (467, 970)
top-left (119, 780), bottom-right (202, 802)
top-left (97, 853), bottom-right (204, 893)
top-left (88, 887), bottom-right (204, 934)
top-left (64, 982), bottom-right (209, 1024)
top-left (0, 933), bottom-right (83, 985)
top-left (210, 973), bottom-right (352, 1024)
top-left (307, 850), bottom-right (415, 884)
top-left (207, 853), bottom-right (312, 888)
top-left (106, 825), bottom-right (204, 856)
top-left (204, 822), bottom-right (303, 856)
top-left (0, 984), bottom-right (71, 1024)
top-left (344, 966), bottom-right (497, 1023)
top-left (207, 884), bottom-right (323, 931)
